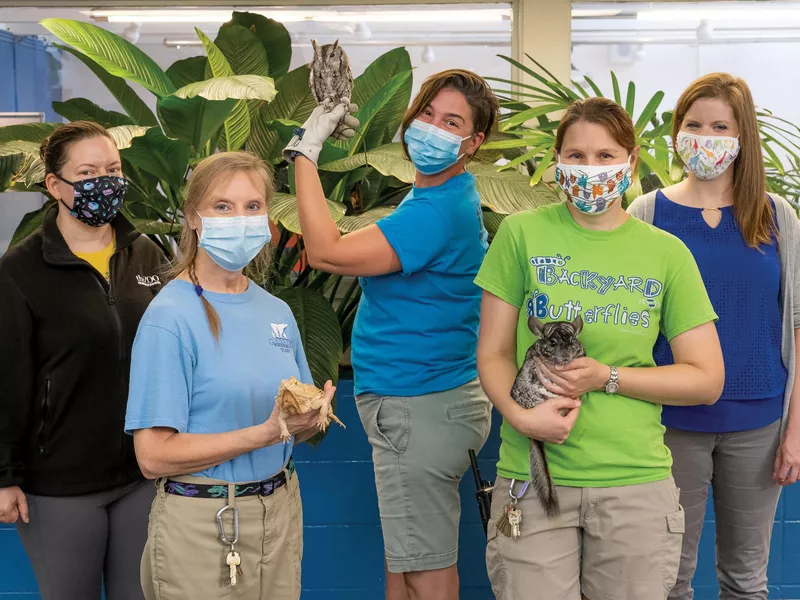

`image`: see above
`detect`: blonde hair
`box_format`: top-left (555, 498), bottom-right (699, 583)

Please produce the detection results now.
top-left (673, 73), bottom-right (774, 248)
top-left (174, 151), bottom-right (274, 341)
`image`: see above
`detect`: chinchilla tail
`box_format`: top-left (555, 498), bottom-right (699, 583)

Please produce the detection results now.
top-left (530, 439), bottom-right (560, 519)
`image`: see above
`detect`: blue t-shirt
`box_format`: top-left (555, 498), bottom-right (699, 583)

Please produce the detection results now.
top-left (125, 279), bottom-right (313, 482)
top-left (652, 191), bottom-right (786, 432)
top-left (351, 172), bottom-right (488, 396)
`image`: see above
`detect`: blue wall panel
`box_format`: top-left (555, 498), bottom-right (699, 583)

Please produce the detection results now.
top-left (0, 30), bottom-right (61, 121)
top-left (1, 379), bottom-right (799, 598)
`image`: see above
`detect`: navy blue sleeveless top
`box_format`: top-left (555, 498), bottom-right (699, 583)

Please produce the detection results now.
top-left (652, 191), bottom-right (786, 433)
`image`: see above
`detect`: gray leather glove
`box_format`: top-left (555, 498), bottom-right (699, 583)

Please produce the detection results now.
top-left (283, 99), bottom-right (360, 166)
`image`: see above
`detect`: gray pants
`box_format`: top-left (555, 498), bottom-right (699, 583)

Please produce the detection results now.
top-left (16, 479), bottom-right (154, 600)
top-left (665, 421), bottom-right (782, 600)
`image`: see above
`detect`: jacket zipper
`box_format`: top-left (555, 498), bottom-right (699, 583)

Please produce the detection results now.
top-left (107, 254), bottom-right (129, 475)
top-left (38, 378), bottom-right (51, 455)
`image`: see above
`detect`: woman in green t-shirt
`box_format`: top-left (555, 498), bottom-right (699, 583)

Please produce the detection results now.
top-left (474, 97), bottom-right (725, 600)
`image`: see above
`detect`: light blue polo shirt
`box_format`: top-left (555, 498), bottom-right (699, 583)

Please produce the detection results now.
top-left (351, 171), bottom-right (488, 396)
top-left (125, 279), bottom-right (313, 483)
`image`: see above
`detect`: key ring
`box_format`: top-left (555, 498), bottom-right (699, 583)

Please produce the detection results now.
top-left (216, 504), bottom-right (239, 546)
top-left (507, 479), bottom-right (530, 506)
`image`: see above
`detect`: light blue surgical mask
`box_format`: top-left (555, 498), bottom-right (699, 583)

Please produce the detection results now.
top-left (197, 213), bottom-right (272, 272)
top-left (404, 119), bottom-right (474, 175)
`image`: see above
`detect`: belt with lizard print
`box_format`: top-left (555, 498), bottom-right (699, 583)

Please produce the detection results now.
top-left (164, 457), bottom-right (296, 499)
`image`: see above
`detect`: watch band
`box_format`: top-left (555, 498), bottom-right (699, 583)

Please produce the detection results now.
top-left (605, 366), bottom-right (619, 394)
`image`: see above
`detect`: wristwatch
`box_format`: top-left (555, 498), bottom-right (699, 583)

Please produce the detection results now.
top-left (604, 366), bottom-right (619, 394)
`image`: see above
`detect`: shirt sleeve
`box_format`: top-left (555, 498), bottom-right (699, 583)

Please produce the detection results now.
top-left (291, 316), bottom-right (315, 386)
top-left (124, 324), bottom-right (194, 434)
top-left (473, 217), bottom-right (527, 308)
top-left (0, 273), bottom-right (33, 487)
top-left (376, 198), bottom-right (450, 276)
top-left (660, 245), bottom-right (718, 341)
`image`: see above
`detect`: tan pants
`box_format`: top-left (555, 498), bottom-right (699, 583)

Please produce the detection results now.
top-left (486, 476), bottom-right (685, 600)
top-left (140, 472), bottom-right (303, 600)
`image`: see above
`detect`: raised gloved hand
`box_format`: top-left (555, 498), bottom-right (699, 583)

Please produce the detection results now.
top-left (283, 99), bottom-right (359, 166)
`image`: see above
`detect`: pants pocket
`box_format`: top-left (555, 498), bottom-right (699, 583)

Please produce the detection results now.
top-left (374, 397), bottom-right (411, 454)
top-left (661, 505), bottom-right (686, 595)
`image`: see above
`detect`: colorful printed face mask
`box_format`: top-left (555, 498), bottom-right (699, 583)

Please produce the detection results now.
top-left (676, 131), bottom-right (740, 181)
top-left (555, 160), bottom-right (632, 215)
top-left (197, 214), bottom-right (272, 272)
top-left (57, 174), bottom-right (128, 227)
top-left (404, 119), bottom-right (474, 175)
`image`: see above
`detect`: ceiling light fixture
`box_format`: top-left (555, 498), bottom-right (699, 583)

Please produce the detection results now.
top-left (638, 9), bottom-right (800, 22)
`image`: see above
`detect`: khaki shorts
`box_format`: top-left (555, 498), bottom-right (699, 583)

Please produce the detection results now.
top-left (356, 378), bottom-right (492, 573)
top-left (486, 476), bottom-right (685, 600)
top-left (141, 470), bottom-right (302, 600)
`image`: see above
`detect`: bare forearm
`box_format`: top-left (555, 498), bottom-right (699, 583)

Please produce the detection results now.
top-left (135, 422), bottom-right (282, 479)
top-left (617, 364), bottom-right (723, 406)
top-left (295, 156), bottom-right (342, 265)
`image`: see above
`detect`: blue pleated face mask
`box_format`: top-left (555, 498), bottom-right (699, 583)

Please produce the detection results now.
top-left (197, 213), bottom-right (272, 272)
top-left (404, 119), bottom-right (474, 175)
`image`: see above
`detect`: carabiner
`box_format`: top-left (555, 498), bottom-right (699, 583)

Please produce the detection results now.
top-left (215, 504), bottom-right (239, 546)
top-left (507, 478), bottom-right (531, 504)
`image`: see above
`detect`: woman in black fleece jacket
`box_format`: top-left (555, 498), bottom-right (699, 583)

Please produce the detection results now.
top-left (0, 121), bottom-right (166, 600)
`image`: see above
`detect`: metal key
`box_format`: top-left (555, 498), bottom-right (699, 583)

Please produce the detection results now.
top-left (226, 550), bottom-right (241, 586)
top-left (507, 507), bottom-right (522, 539)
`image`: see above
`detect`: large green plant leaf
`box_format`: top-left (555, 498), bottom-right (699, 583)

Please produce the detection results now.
top-left (274, 286), bottom-right (343, 446)
top-left (173, 75), bottom-right (277, 102)
top-left (0, 140), bottom-right (40, 158)
top-left (469, 161), bottom-right (560, 213)
top-left (321, 143), bottom-right (415, 182)
top-left (52, 98), bottom-right (133, 127)
top-left (215, 23), bottom-right (269, 77)
top-left (247, 65), bottom-right (316, 162)
top-left (350, 48), bottom-right (412, 148)
top-left (166, 56), bottom-right (208, 88)
top-left (0, 154), bottom-right (23, 190)
top-left (196, 28), bottom-right (250, 152)
top-left (56, 45), bottom-right (158, 127)
top-left (121, 128), bottom-right (190, 190)
top-left (10, 201), bottom-right (56, 248)
top-left (336, 207), bottom-right (395, 233)
top-left (0, 123), bottom-right (59, 144)
top-left (229, 12), bottom-right (291, 79)
top-left (42, 19), bottom-right (175, 97)
top-left (158, 96), bottom-right (235, 152)
top-left (107, 125), bottom-right (151, 149)
top-left (270, 192), bottom-right (347, 234)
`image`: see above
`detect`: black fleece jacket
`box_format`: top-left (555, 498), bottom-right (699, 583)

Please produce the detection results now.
top-left (0, 208), bottom-right (166, 496)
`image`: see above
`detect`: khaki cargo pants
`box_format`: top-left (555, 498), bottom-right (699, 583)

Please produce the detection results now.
top-left (486, 475), bottom-right (685, 600)
top-left (140, 471), bottom-right (302, 600)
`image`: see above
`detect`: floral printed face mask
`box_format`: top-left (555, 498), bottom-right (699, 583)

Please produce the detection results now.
top-left (676, 131), bottom-right (740, 181)
top-left (555, 160), bottom-right (632, 215)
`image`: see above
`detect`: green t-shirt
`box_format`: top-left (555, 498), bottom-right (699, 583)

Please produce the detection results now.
top-left (474, 202), bottom-right (717, 487)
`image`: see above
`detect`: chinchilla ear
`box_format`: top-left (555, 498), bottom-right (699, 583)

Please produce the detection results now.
top-left (528, 315), bottom-right (545, 336)
top-left (571, 314), bottom-right (584, 335)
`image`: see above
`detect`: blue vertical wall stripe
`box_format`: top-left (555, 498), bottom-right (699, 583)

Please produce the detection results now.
top-left (0, 30), bottom-right (61, 122)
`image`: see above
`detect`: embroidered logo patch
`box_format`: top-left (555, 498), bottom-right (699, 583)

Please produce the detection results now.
top-left (136, 274), bottom-right (161, 287)
top-left (270, 322), bottom-right (292, 353)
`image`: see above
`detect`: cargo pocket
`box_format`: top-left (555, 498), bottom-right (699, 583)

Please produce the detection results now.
top-left (661, 505), bottom-right (685, 594)
top-left (485, 501), bottom-right (507, 599)
top-left (446, 398), bottom-right (489, 422)
top-left (374, 397), bottom-right (411, 454)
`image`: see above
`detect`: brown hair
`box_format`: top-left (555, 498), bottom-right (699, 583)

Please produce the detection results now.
top-left (174, 151), bottom-right (274, 341)
top-left (400, 69), bottom-right (499, 160)
top-left (555, 97), bottom-right (637, 157)
top-left (40, 121), bottom-right (113, 176)
top-left (673, 73), bottom-right (773, 248)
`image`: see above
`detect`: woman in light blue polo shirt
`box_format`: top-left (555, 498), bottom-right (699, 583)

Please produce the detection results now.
top-left (283, 69), bottom-right (497, 599)
top-left (125, 152), bottom-right (330, 600)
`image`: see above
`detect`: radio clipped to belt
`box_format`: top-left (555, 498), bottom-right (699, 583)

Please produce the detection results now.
top-left (216, 483), bottom-right (242, 587)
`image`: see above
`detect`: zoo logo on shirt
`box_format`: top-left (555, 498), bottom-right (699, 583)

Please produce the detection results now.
top-left (526, 254), bottom-right (664, 330)
top-left (270, 322), bottom-right (292, 353)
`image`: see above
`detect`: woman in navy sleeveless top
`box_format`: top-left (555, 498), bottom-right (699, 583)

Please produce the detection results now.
top-left (628, 73), bottom-right (800, 600)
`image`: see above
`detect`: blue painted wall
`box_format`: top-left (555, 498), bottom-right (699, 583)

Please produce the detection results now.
top-left (2, 379), bottom-right (800, 598)
top-left (0, 30), bottom-right (61, 121)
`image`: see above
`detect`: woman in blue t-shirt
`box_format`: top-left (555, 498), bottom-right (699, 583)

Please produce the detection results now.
top-left (628, 73), bottom-right (800, 599)
top-left (125, 152), bottom-right (331, 600)
top-left (283, 70), bottom-right (497, 599)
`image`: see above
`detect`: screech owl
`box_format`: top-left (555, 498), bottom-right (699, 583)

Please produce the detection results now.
top-left (309, 39), bottom-right (354, 108)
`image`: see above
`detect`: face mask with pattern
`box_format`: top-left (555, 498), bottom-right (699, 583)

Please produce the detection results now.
top-left (555, 160), bottom-right (632, 215)
top-left (676, 131), bottom-right (740, 181)
top-left (56, 174), bottom-right (128, 227)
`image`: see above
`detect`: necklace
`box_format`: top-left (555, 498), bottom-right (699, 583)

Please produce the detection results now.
top-left (702, 207), bottom-right (722, 212)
